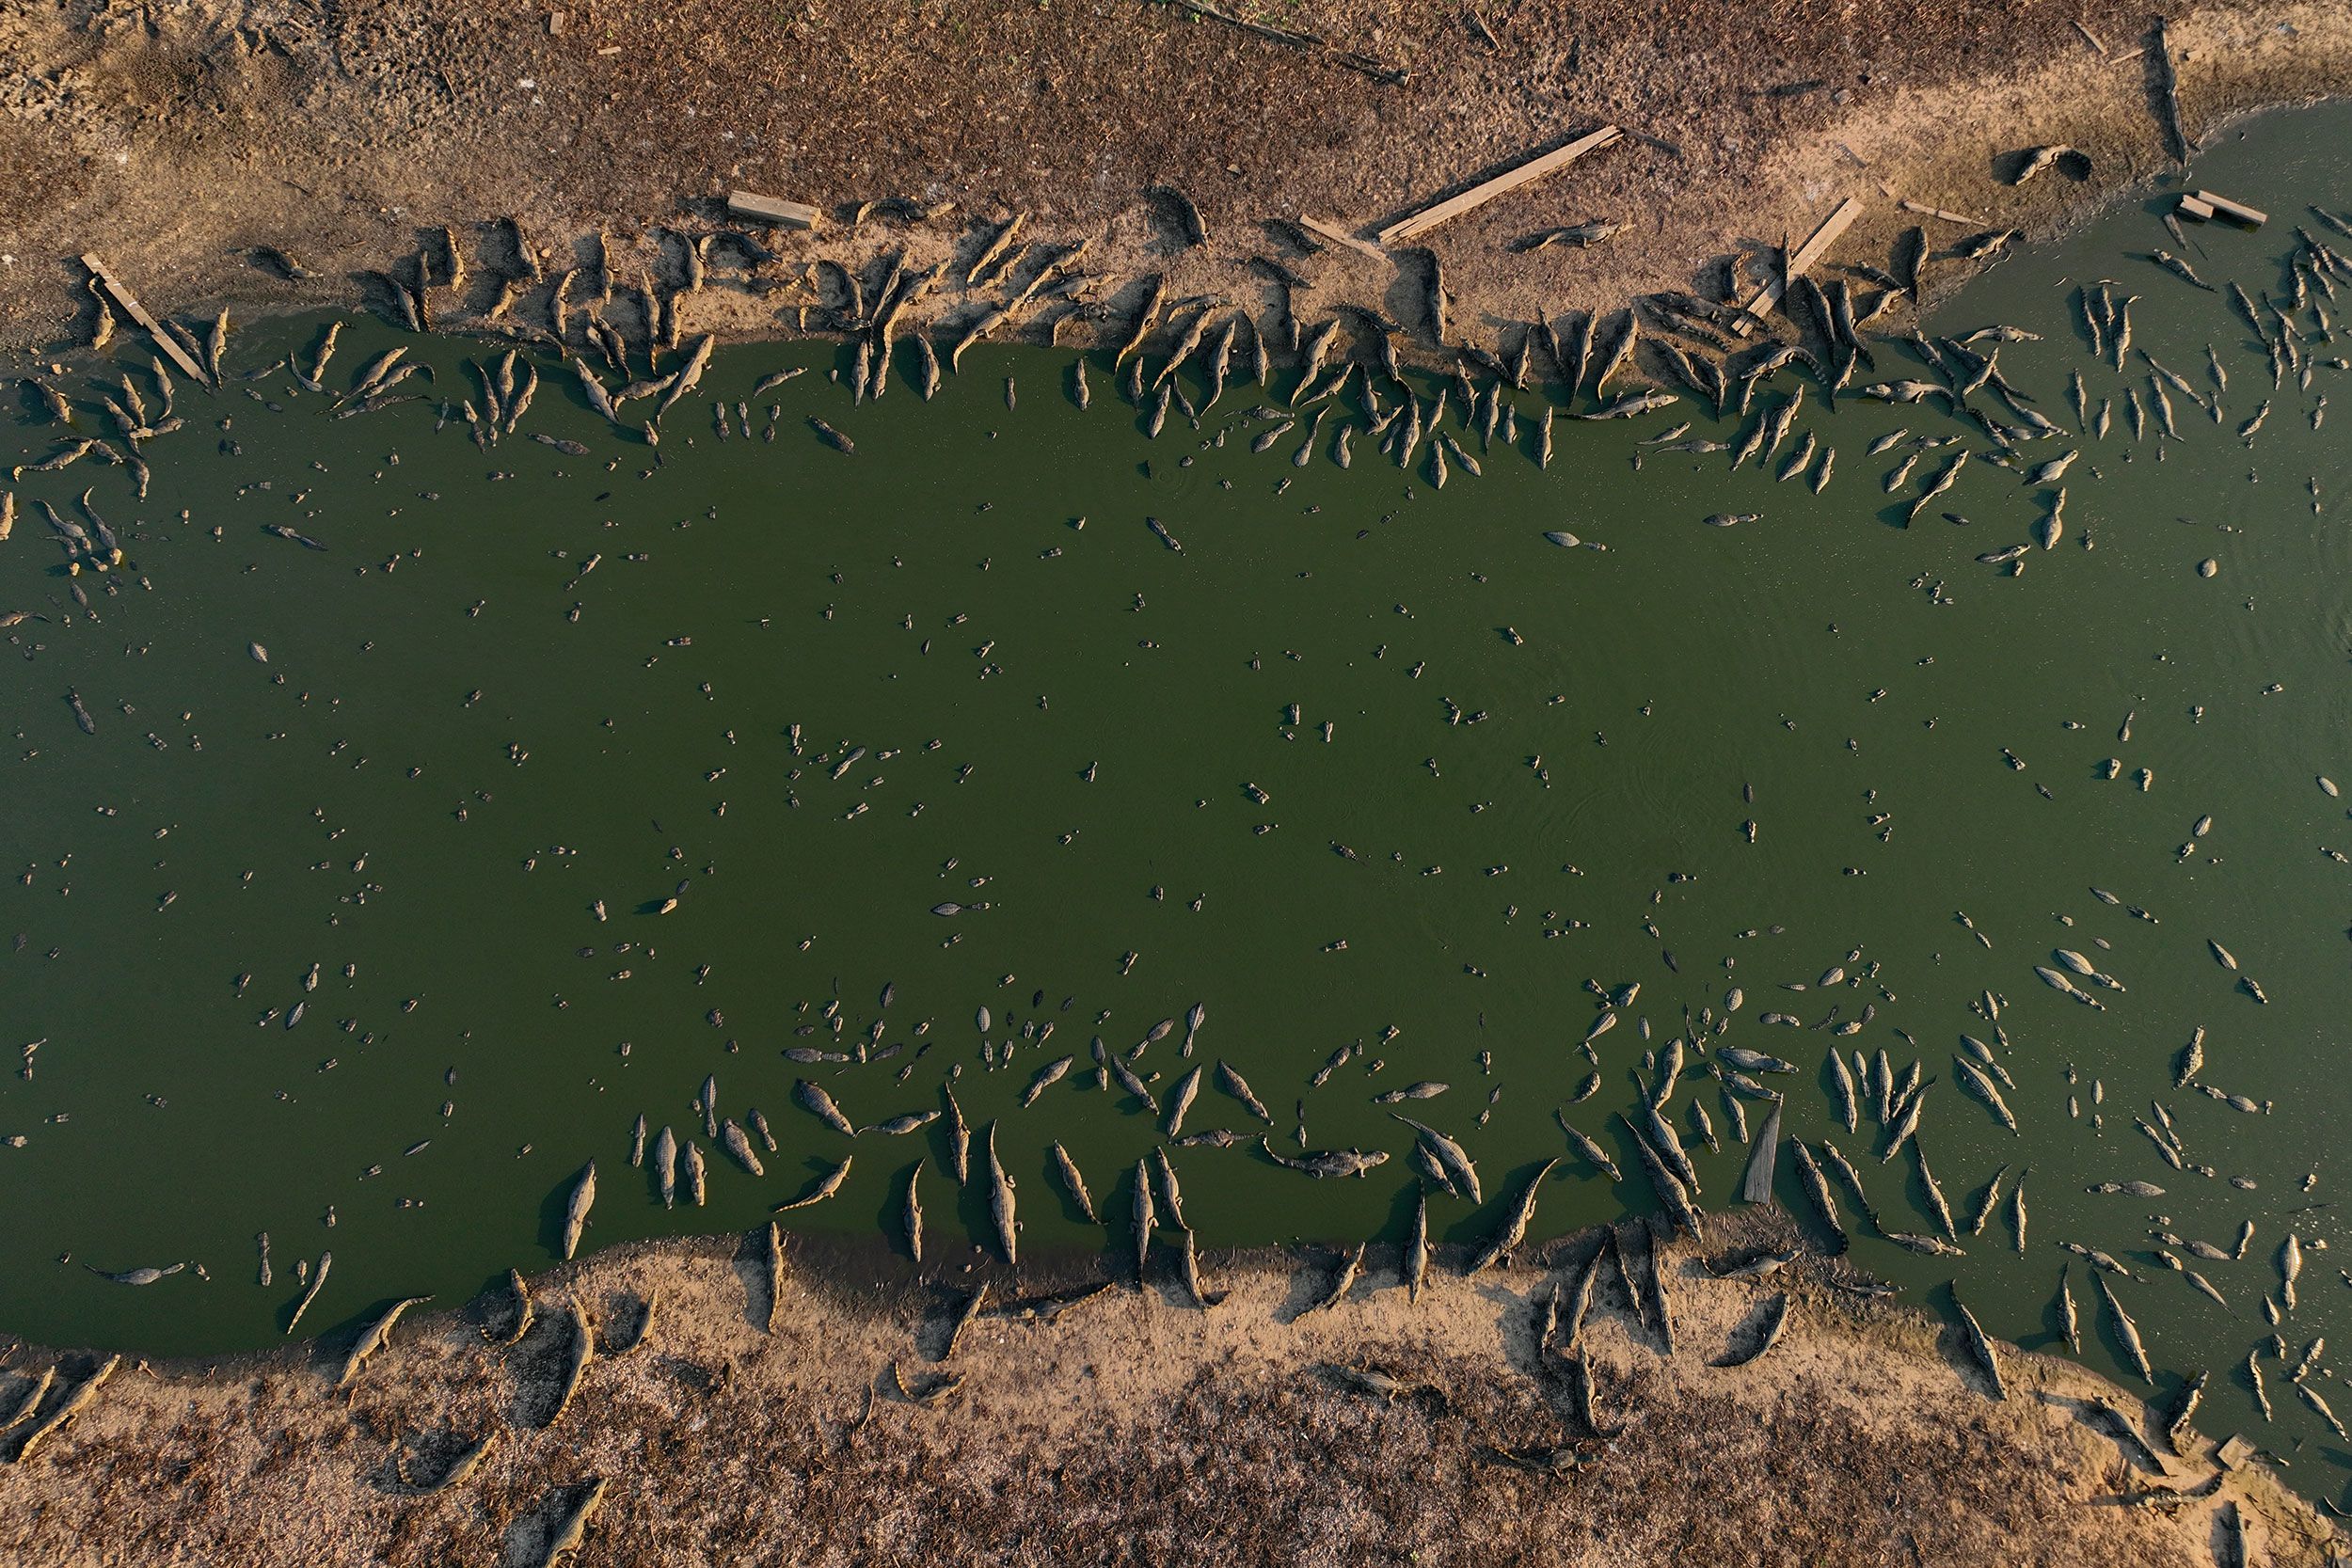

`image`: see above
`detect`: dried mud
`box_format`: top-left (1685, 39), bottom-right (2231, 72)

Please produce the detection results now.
top-left (0, 1212), bottom-right (2341, 1566)
top-left (1, 2), bottom-right (2348, 360)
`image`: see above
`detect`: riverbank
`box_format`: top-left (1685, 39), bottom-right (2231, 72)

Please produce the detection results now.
top-left (0, 1212), bottom-right (2338, 1566)
top-left (6, 9), bottom-right (2352, 1564)
top-left (1, 2), bottom-right (2348, 365)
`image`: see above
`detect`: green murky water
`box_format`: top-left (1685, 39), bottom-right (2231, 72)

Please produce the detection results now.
top-left (8, 95), bottom-right (2352, 1489)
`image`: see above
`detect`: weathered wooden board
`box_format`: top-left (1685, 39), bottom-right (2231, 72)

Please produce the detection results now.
top-left (1295, 214), bottom-right (1388, 262)
top-left (725, 191), bottom-right (821, 230)
top-left (2190, 189), bottom-right (2267, 227)
top-left (1733, 196), bottom-right (1864, 334)
top-left (1740, 1104), bottom-right (1783, 1207)
top-left (1375, 125), bottom-right (1623, 247)
top-left (1897, 198), bottom-right (1982, 226)
top-left (81, 253), bottom-right (208, 384)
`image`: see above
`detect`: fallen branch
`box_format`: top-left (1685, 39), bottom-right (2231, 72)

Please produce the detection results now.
top-left (1155, 0), bottom-right (1406, 85)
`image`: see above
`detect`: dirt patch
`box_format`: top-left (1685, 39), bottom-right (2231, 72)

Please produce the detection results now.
top-left (0, 2), bottom-right (2347, 366)
top-left (0, 1212), bottom-right (2340, 1566)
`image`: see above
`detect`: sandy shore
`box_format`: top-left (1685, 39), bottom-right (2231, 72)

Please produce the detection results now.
top-left (1, 2), bottom-right (2348, 363)
top-left (0, 1211), bottom-right (2340, 1566)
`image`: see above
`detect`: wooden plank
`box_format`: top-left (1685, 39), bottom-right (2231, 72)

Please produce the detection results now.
top-left (725, 191), bottom-right (821, 230)
top-left (1785, 196), bottom-right (1866, 274)
top-left (2177, 196), bottom-right (2217, 221)
top-left (2191, 189), bottom-right (2268, 227)
top-left (1898, 198), bottom-right (1982, 225)
top-left (81, 253), bottom-right (208, 385)
top-left (1732, 196), bottom-right (1864, 335)
top-left (1375, 125), bottom-right (1622, 247)
top-left (1295, 214), bottom-right (1387, 262)
top-left (1740, 1103), bottom-right (1782, 1206)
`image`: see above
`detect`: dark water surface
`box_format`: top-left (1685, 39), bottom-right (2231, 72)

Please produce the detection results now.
top-left (7, 95), bottom-right (2352, 1488)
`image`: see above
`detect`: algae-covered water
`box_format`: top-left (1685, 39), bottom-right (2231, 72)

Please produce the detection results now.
top-left (7, 95), bottom-right (2352, 1487)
